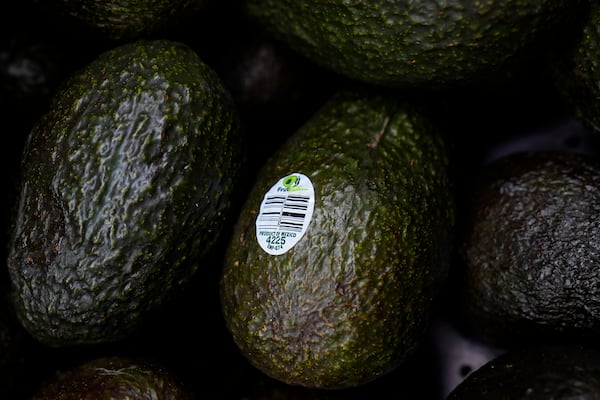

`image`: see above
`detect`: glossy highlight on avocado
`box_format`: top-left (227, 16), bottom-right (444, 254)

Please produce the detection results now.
top-left (6, 39), bottom-right (245, 347)
top-left (220, 89), bottom-right (455, 389)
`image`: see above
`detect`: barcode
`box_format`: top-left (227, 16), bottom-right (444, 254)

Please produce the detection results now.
top-left (257, 194), bottom-right (310, 232)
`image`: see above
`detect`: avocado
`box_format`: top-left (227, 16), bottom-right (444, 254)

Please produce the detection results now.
top-left (220, 88), bottom-right (455, 389)
top-left (32, 356), bottom-right (193, 399)
top-left (551, 1), bottom-right (600, 135)
top-left (459, 151), bottom-right (600, 346)
top-left (243, 0), bottom-right (583, 88)
top-left (446, 343), bottom-right (600, 399)
top-left (50, 0), bottom-right (212, 40)
top-left (6, 39), bottom-right (245, 347)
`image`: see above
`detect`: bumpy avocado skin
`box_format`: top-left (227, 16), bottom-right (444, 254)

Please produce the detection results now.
top-left (54, 0), bottom-right (211, 40)
top-left (552, 1), bottom-right (600, 134)
top-left (447, 344), bottom-right (600, 399)
top-left (461, 151), bottom-right (600, 346)
top-left (220, 89), bottom-right (455, 389)
top-left (7, 39), bottom-right (244, 347)
top-left (32, 356), bottom-right (193, 399)
top-left (244, 0), bottom-right (580, 88)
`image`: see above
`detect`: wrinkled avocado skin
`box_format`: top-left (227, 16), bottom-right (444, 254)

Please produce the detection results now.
top-left (7, 39), bottom-right (244, 347)
top-left (32, 356), bottom-right (193, 399)
top-left (245, 0), bottom-right (581, 88)
top-left (220, 89), bottom-right (455, 389)
top-left (55, 0), bottom-right (211, 40)
top-left (461, 151), bottom-right (600, 346)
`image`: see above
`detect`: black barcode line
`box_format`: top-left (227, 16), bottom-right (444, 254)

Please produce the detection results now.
top-left (279, 224), bottom-right (303, 232)
top-left (287, 194), bottom-right (309, 201)
top-left (285, 197), bottom-right (309, 203)
top-left (283, 205), bottom-right (307, 210)
top-left (265, 199), bottom-right (285, 205)
top-left (281, 211), bottom-right (304, 218)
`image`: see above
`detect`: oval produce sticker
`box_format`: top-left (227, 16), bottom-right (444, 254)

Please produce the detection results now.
top-left (255, 173), bottom-right (315, 255)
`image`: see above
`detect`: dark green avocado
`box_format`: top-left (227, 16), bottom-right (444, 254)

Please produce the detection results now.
top-left (220, 89), bottom-right (455, 389)
top-left (50, 0), bottom-right (212, 40)
top-left (32, 356), bottom-right (193, 399)
top-left (460, 151), bottom-right (600, 346)
top-left (446, 344), bottom-right (600, 399)
top-left (7, 39), bottom-right (245, 347)
top-left (244, 0), bottom-right (582, 88)
top-left (551, 1), bottom-right (600, 134)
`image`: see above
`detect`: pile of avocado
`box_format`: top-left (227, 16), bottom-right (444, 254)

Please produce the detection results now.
top-left (1, 0), bottom-right (599, 398)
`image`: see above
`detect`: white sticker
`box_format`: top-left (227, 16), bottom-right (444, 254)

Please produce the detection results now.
top-left (255, 173), bottom-right (315, 255)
